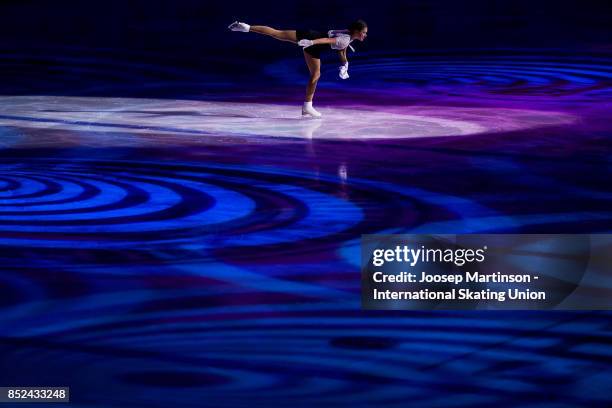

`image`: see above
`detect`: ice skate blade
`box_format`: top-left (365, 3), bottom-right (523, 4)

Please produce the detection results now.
top-left (301, 112), bottom-right (322, 119)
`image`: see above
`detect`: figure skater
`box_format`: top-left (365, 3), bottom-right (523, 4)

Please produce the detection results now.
top-left (228, 19), bottom-right (368, 117)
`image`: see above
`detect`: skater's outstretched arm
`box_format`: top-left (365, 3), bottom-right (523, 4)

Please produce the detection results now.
top-left (303, 37), bottom-right (337, 46)
top-left (298, 37), bottom-right (345, 50)
top-left (298, 35), bottom-right (352, 51)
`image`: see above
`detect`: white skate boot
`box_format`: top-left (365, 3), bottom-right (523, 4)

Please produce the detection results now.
top-left (228, 21), bottom-right (250, 32)
top-left (302, 101), bottom-right (322, 118)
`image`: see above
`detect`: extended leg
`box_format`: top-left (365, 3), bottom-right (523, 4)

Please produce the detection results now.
top-left (249, 26), bottom-right (297, 43)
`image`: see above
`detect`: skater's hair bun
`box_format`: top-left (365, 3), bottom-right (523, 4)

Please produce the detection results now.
top-left (348, 19), bottom-right (367, 33)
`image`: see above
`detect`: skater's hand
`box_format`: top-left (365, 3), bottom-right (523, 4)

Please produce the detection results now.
top-left (298, 39), bottom-right (314, 48)
top-left (339, 62), bottom-right (349, 79)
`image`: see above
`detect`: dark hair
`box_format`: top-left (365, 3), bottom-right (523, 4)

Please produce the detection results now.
top-left (348, 19), bottom-right (367, 34)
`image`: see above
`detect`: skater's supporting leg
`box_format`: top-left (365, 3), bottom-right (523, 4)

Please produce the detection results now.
top-left (302, 52), bottom-right (322, 117)
top-left (304, 52), bottom-right (321, 102)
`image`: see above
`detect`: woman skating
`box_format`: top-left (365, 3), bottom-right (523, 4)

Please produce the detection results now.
top-left (228, 19), bottom-right (368, 117)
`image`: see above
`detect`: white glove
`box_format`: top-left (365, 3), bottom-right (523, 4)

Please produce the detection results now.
top-left (298, 39), bottom-right (314, 48)
top-left (339, 62), bottom-right (349, 79)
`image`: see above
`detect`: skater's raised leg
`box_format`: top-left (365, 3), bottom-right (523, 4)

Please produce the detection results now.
top-left (250, 26), bottom-right (297, 43)
top-left (229, 21), bottom-right (297, 43)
